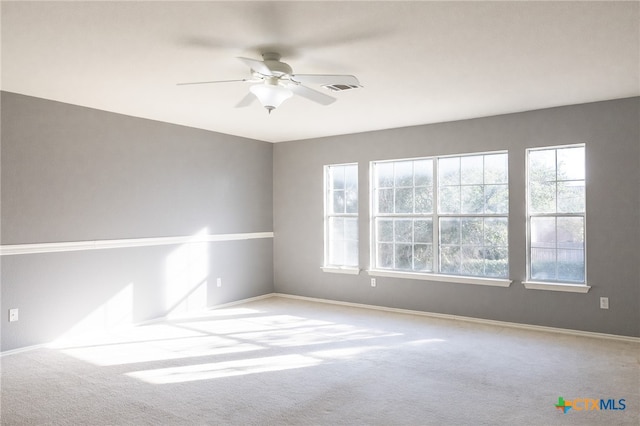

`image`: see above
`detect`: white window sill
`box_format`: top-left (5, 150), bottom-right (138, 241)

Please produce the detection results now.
top-left (367, 269), bottom-right (512, 287)
top-left (321, 266), bottom-right (361, 275)
top-left (523, 281), bottom-right (591, 293)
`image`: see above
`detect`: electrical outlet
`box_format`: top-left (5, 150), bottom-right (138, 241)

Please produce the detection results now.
top-left (600, 297), bottom-right (609, 309)
top-left (371, 278), bottom-right (376, 287)
top-left (217, 278), bottom-right (222, 288)
top-left (9, 308), bottom-right (19, 322)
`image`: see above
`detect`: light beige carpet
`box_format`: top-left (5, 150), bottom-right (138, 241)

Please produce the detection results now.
top-left (1, 296), bottom-right (638, 425)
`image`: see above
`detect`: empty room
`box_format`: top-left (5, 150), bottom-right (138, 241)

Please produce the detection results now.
top-left (1, 1), bottom-right (638, 425)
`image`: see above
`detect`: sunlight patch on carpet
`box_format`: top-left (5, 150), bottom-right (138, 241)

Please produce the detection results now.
top-left (127, 354), bottom-right (323, 384)
top-left (58, 334), bottom-right (263, 366)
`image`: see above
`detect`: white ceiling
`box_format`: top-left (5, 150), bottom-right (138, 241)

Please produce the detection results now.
top-left (1, 1), bottom-right (638, 143)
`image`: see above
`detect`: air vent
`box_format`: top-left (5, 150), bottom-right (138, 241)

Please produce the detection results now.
top-left (322, 84), bottom-right (361, 92)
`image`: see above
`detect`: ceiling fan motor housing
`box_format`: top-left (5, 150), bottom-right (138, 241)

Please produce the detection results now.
top-left (261, 52), bottom-right (292, 76)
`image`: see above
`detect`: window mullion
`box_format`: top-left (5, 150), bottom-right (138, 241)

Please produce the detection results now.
top-left (433, 158), bottom-right (439, 273)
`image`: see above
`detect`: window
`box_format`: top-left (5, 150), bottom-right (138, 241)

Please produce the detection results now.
top-left (374, 159), bottom-right (434, 272)
top-left (527, 145), bottom-right (585, 284)
top-left (372, 151), bottom-right (509, 280)
top-left (324, 163), bottom-right (358, 268)
top-left (438, 153), bottom-right (509, 277)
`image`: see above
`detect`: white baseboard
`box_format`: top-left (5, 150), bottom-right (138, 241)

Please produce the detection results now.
top-left (3, 292), bottom-right (637, 356)
top-left (271, 293), bottom-right (640, 344)
top-left (0, 343), bottom-right (48, 357)
top-left (208, 293), bottom-right (275, 310)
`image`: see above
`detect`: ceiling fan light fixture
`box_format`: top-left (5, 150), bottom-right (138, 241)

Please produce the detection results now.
top-left (179, 52), bottom-right (356, 112)
top-left (249, 83), bottom-right (293, 114)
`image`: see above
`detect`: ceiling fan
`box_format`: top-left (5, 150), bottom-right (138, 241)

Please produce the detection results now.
top-left (178, 52), bottom-right (361, 113)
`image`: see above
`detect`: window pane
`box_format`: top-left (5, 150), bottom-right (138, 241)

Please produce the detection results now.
top-left (414, 244), bottom-right (433, 271)
top-left (529, 150), bottom-right (556, 182)
top-left (461, 185), bottom-right (484, 214)
top-left (414, 159), bottom-right (433, 186)
top-left (395, 188), bottom-right (413, 213)
top-left (557, 146), bottom-right (585, 181)
top-left (440, 218), bottom-right (460, 245)
top-left (557, 181), bottom-right (584, 213)
top-left (439, 157), bottom-right (460, 186)
top-left (332, 190), bottom-right (345, 214)
top-left (330, 217), bottom-right (344, 240)
top-left (439, 186), bottom-right (460, 214)
top-left (531, 217), bottom-right (556, 248)
top-left (530, 248), bottom-right (556, 281)
top-left (329, 240), bottom-right (344, 265)
top-left (461, 246), bottom-right (484, 276)
top-left (484, 218), bottom-right (508, 247)
top-left (415, 187), bottom-right (433, 213)
top-left (345, 189), bottom-right (358, 214)
top-left (485, 184), bottom-right (508, 214)
top-left (461, 156), bottom-right (483, 184)
top-left (376, 163), bottom-right (394, 187)
top-left (330, 167), bottom-right (345, 189)
top-left (344, 241), bottom-right (359, 267)
top-left (377, 188), bottom-right (394, 214)
top-left (485, 153), bottom-right (508, 184)
top-left (414, 219), bottom-right (433, 243)
top-left (395, 244), bottom-right (413, 270)
top-left (557, 217), bottom-right (584, 249)
top-left (557, 249), bottom-right (584, 282)
top-left (345, 164), bottom-right (358, 190)
top-left (529, 181), bottom-right (556, 214)
top-left (395, 161), bottom-right (413, 187)
top-left (440, 246), bottom-right (460, 274)
top-left (344, 218), bottom-right (358, 241)
top-left (377, 243), bottom-right (394, 268)
top-left (394, 220), bottom-right (413, 242)
top-left (377, 219), bottom-right (393, 242)
top-left (485, 248), bottom-right (508, 277)
top-left (461, 218), bottom-right (483, 245)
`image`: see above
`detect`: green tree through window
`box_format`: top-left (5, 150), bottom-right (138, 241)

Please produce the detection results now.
top-left (372, 152), bottom-right (508, 279)
top-left (325, 163), bottom-right (359, 268)
top-left (527, 145), bottom-right (585, 283)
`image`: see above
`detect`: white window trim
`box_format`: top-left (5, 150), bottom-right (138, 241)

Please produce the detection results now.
top-left (321, 266), bottom-right (361, 275)
top-left (370, 150), bottom-right (510, 282)
top-left (523, 281), bottom-right (591, 293)
top-left (525, 143), bottom-right (587, 287)
top-left (323, 162), bottom-right (359, 270)
top-left (368, 269), bottom-right (512, 287)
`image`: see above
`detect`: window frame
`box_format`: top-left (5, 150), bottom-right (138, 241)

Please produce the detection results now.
top-left (369, 151), bottom-right (512, 287)
top-left (323, 163), bottom-right (360, 274)
top-left (371, 157), bottom-right (436, 272)
top-left (524, 144), bottom-right (589, 292)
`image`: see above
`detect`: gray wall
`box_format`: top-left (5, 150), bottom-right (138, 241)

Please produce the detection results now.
top-left (1, 92), bottom-right (274, 351)
top-left (2, 93), bottom-right (638, 352)
top-left (273, 97), bottom-right (640, 337)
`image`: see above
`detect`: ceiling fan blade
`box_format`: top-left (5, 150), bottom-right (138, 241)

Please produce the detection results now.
top-left (237, 57), bottom-right (273, 76)
top-left (289, 74), bottom-right (361, 87)
top-left (288, 83), bottom-right (336, 105)
top-left (177, 79), bottom-right (249, 86)
top-left (235, 92), bottom-right (256, 108)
